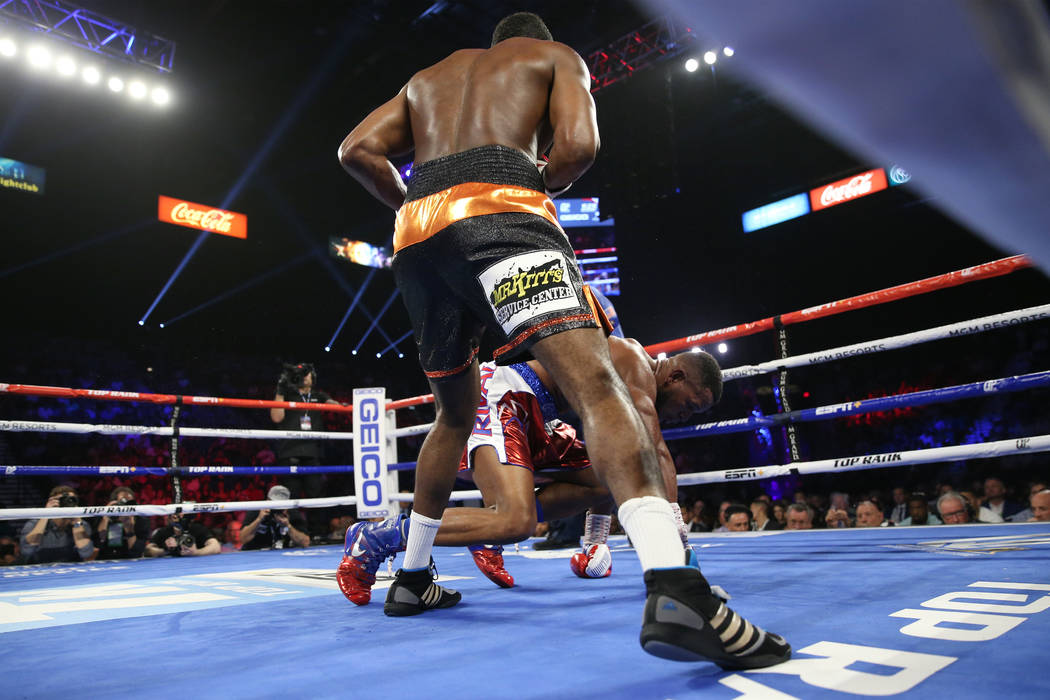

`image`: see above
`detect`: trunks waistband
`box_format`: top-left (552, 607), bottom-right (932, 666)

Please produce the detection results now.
top-left (405, 145), bottom-right (545, 201)
top-left (510, 362), bottom-right (559, 423)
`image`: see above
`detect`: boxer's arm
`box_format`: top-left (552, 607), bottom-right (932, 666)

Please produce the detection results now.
top-left (610, 344), bottom-right (677, 500)
top-left (339, 84), bottom-right (413, 210)
top-left (543, 45), bottom-right (599, 194)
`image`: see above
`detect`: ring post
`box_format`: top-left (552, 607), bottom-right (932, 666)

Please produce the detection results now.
top-left (385, 404), bottom-right (399, 516)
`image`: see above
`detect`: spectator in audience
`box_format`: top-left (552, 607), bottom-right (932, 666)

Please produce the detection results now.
top-left (785, 503), bottom-right (814, 530)
top-left (20, 486), bottom-right (95, 564)
top-left (328, 515), bottom-right (357, 543)
top-left (900, 493), bottom-right (942, 526)
top-left (1029, 490), bottom-right (1050, 522)
top-left (95, 486), bottom-right (150, 560)
top-left (145, 514), bottom-right (221, 557)
top-left (684, 499), bottom-right (711, 532)
top-left (824, 503), bottom-right (851, 528)
top-left (750, 499), bottom-right (780, 531)
top-left (712, 499), bottom-right (733, 533)
top-left (855, 499), bottom-right (890, 527)
top-left (771, 500), bottom-right (789, 528)
top-left (960, 489), bottom-right (1004, 523)
top-left (887, 487), bottom-right (908, 524)
top-left (240, 485), bottom-right (311, 550)
top-left (724, 504), bottom-right (753, 532)
top-left (936, 492), bottom-right (974, 525)
top-left (981, 476), bottom-right (1024, 520)
top-left (1007, 480), bottom-right (1048, 522)
top-left (0, 535), bottom-right (20, 565)
top-left (222, 519), bottom-right (243, 552)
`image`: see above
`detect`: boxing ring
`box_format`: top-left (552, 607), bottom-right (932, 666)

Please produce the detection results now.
top-left (2, 254), bottom-right (1049, 698)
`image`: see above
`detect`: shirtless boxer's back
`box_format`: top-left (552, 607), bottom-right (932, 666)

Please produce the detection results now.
top-left (339, 12), bottom-right (789, 668)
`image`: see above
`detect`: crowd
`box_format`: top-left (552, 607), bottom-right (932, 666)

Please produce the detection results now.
top-left (0, 318), bottom-right (1047, 565)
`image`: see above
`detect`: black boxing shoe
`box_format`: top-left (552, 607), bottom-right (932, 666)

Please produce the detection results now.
top-left (383, 564), bottom-right (461, 617)
top-left (640, 565), bottom-right (791, 669)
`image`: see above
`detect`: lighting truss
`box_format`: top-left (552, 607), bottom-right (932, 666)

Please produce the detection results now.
top-left (587, 15), bottom-right (697, 93)
top-left (0, 0), bottom-right (176, 73)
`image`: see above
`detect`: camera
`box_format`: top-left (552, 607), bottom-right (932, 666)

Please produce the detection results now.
top-left (58, 493), bottom-right (79, 508)
top-left (280, 363), bottom-right (315, 392)
top-left (117, 496), bottom-right (136, 506)
top-left (167, 524), bottom-right (197, 555)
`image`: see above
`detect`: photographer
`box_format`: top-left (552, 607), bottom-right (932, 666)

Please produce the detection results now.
top-left (240, 485), bottom-right (311, 550)
top-left (95, 486), bottom-right (151, 560)
top-left (20, 485), bottom-right (96, 564)
top-left (145, 513), bottom-right (221, 558)
top-left (270, 362), bottom-right (340, 537)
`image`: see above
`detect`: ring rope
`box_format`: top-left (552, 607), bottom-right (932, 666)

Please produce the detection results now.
top-left (0, 462), bottom-right (420, 476)
top-left (663, 369), bottom-right (1050, 441)
top-left (645, 254), bottom-right (1032, 356)
top-left (675, 434), bottom-right (1050, 486)
top-left (0, 422), bottom-right (355, 441)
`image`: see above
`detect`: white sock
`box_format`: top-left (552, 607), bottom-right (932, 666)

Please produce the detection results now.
top-left (618, 496), bottom-right (686, 571)
top-left (582, 512), bottom-right (612, 546)
top-left (669, 502), bottom-right (690, 546)
top-left (403, 511), bottom-right (441, 571)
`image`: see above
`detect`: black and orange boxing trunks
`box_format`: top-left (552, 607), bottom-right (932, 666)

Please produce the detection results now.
top-left (392, 144), bottom-right (606, 380)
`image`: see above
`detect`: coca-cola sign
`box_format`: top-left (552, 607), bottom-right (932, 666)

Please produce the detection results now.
top-left (157, 195), bottom-right (247, 239)
top-left (809, 168), bottom-right (888, 212)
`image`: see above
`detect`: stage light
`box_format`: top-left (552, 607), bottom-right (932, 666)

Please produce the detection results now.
top-left (723, 47), bottom-right (734, 57)
top-left (657, 352), bottom-right (667, 360)
top-left (82, 66), bottom-right (101, 84)
top-left (0, 38), bottom-right (17, 58)
top-left (151, 87), bottom-right (170, 105)
top-left (691, 346), bottom-right (702, 353)
top-left (55, 55), bottom-right (76, 77)
top-left (128, 80), bottom-right (147, 99)
top-left (398, 353), bottom-right (404, 359)
top-left (717, 342), bottom-right (728, 354)
top-left (684, 57), bottom-right (699, 73)
top-left (137, 320), bottom-right (144, 326)
top-left (351, 350), bottom-right (358, 356)
top-left (703, 51), bottom-right (717, 65)
top-left (26, 45), bottom-right (51, 69)
top-left (376, 352), bottom-right (381, 359)
top-left (324, 346), bottom-right (331, 352)
top-left (159, 323), bottom-right (165, 329)
top-left (107, 76), bottom-right (124, 92)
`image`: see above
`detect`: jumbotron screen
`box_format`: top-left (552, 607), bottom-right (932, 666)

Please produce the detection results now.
top-left (560, 198), bottom-right (619, 296)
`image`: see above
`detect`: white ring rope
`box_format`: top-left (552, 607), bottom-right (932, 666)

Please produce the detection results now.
top-left (721, 303), bottom-right (1050, 380)
top-left (676, 434), bottom-right (1050, 486)
top-left (0, 421), bottom-right (354, 441)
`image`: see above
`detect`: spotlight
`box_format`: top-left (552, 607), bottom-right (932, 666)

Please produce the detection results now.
top-left (137, 320), bottom-right (144, 326)
top-left (149, 86), bottom-right (170, 105)
top-left (159, 323), bottom-right (165, 329)
top-left (703, 51), bottom-right (717, 65)
top-left (107, 76), bottom-right (124, 92)
top-left (690, 346), bottom-right (702, 353)
top-left (82, 66), bottom-right (101, 84)
top-left (324, 346), bottom-right (331, 352)
top-left (351, 350), bottom-right (357, 356)
top-left (376, 352), bottom-right (381, 359)
top-left (723, 47), bottom-right (734, 57)
top-left (0, 38), bottom-right (17, 58)
top-left (26, 45), bottom-right (51, 69)
top-left (717, 342), bottom-right (728, 354)
top-left (128, 80), bottom-right (147, 99)
top-left (55, 55), bottom-right (76, 76)
top-left (398, 353), bottom-right (404, 359)
top-left (657, 352), bottom-right (667, 360)
top-left (684, 57), bottom-right (699, 73)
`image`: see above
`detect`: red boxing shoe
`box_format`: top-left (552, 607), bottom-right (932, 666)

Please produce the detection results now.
top-left (469, 544), bottom-right (514, 588)
top-left (570, 543), bottom-right (612, 578)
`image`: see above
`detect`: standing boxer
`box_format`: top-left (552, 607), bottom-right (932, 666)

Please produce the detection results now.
top-left (338, 11), bottom-right (789, 668)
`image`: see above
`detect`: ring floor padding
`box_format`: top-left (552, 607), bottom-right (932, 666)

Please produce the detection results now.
top-left (3, 522), bottom-right (1048, 699)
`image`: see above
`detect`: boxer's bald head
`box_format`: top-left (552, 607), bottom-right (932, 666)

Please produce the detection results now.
top-left (492, 12), bottom-right (553, 46)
